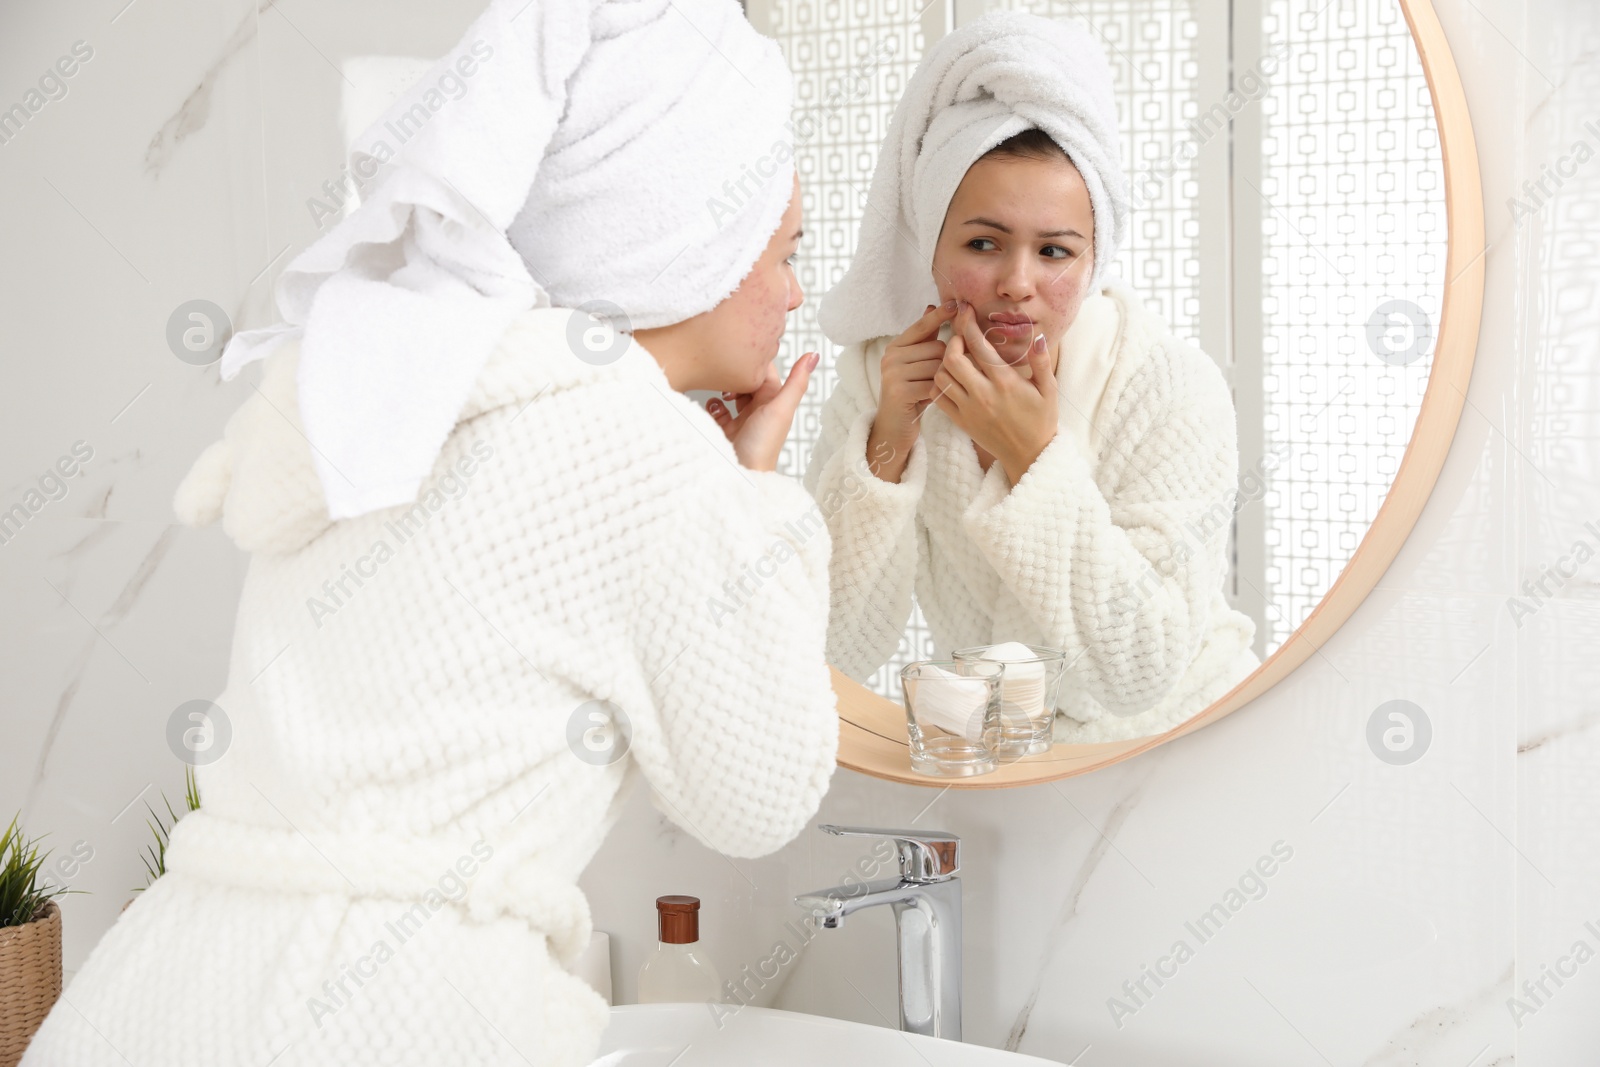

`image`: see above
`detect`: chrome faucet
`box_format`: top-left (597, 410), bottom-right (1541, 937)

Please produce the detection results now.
top-left (793, 824), bottom-right (962, 1040)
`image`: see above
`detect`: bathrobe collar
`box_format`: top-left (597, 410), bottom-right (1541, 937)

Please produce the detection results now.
top-left (173, 307), bottom-right (672, 556)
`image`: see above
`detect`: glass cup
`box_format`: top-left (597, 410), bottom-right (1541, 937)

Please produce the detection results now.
top-left (952, 643), bottom-right (1068, 759)
top-left (900, 659), bottom-right (1005, 777)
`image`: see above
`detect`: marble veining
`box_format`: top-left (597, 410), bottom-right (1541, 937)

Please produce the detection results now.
top-left (144, 0), bottom-right (277, 177)
top-left (1002, 772), bottom-right (1152, 1054)
top-left (24, 526), bottom-right (178, 812)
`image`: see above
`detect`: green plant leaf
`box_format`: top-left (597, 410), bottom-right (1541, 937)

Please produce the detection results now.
top-left (133, 773), bottom-right (200, 894)
top-left (0, 811), bottom-right (79, 929)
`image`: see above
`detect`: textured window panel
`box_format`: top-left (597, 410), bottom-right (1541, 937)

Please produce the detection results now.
top-left (768, 0), bottom-right (936, 702)
top-left (982, 0), bottom-right (1205, 347)
top-left (1258, 0), bottom-right (1445, 649)
top-left (1529, 51), bottom-right (1600, 585)
top-left (1519, 9), bottom-right (1600, 948)
top-left (1526, 30), bottom-right (1600, 593)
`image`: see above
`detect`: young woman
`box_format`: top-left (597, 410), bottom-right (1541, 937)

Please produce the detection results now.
top-left (805, 12), bottom-right (1260, 744)
top-left (20, 2), bottom-right (834, 1065)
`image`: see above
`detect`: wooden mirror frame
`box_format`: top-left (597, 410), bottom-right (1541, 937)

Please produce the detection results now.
top-left (830, 0), bottom-right (1485, 788)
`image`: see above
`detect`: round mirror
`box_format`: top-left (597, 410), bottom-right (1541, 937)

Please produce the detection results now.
top-left (746, 0), bottom-right (1485, 784)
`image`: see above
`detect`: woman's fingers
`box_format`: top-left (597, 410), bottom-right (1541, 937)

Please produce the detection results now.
top-left (716, 352), bottom-right (822, 471)
top-left (956, 303), bottom-right (1010, 374)
top-left (750, 362), bottom-right (782, 403)
top-left (757, 353), bottom-right (817, 446)
top-left (894, 299), bottom-right (958, 346)
top-left (932, 334), bottom-right (974, 403)
top-left (781, 350), bottom-right (820, 401)
top-left (941, 329), bottom-right (982, 389)
top-left (930, 371), bottom-right (965, 410)
top-left (731, 362), bottom-right (782, 405)
top-left (735, 352), bottom-right (817, 422)
top-left (705, 397), bottom-right (737, 441)
top-left (893, 340), bottom-right (947, 378)
top-left (893, 339), bottom-right (948, 361)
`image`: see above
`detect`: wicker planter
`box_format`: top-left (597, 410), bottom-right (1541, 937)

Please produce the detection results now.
top-left (0, 900), bottom-right (62, 1067)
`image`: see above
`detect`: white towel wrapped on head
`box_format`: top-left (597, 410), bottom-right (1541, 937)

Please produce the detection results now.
top-left (218, 0), bottom-right (796, 521)
top-left (818, 10), bottom-right (1128, 347)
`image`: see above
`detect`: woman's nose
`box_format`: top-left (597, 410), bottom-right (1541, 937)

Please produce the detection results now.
top-left (995, 257), bottom-right (1033, 301)
top-left (787, 276), bottom-right (805, 312)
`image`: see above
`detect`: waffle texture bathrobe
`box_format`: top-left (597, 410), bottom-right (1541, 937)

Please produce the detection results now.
top-left (803, 279), bottom-right (1259, 742)
top-left (21, 310), bottom-right (839, 1066)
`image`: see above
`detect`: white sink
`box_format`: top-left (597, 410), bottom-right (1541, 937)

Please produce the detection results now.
top-left (591, 1003), bottom-right (1062, 1066)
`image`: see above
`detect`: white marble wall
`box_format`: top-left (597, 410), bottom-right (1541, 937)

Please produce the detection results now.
top-left (0, 0), bottom-right (1592, 1064)
top-left (0, 0), bottom-right (481, 978)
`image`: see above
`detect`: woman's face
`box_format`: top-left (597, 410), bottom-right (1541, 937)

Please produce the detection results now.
top-left (930, 152), bottom-right (1095, 370)
top-left (681, 173), bottom-right (806, 393)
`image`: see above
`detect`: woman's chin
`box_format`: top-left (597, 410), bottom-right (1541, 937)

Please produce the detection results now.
top-left (988, 341), bottom-right (1028, 364)
top-left (995, 342), bottom-right (1038, 376)
top-left (715, 366), bottom-right (766, 397)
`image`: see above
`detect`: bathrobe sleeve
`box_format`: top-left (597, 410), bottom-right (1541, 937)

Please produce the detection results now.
top-left (960, 341), bottom-right (1240, 718)
top-left (801, 340), bottom-right (928, 682)
top-left (625, 389), bottom-right (839, 860)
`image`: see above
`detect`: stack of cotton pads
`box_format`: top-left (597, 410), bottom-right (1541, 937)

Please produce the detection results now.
top-left (908, 663), bottom-right (996, 742)
top-left (968, 641), bottom-right (1048, 721)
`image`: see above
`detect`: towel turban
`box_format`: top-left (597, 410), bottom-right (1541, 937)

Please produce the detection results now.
top-left (216, 0), bottom-right (796, 520)
top-left (817, 11), bottom-right (1128, 347)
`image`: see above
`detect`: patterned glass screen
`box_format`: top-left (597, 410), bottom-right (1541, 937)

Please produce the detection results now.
top-left (1257, 0), bottom-right (1444, 647)
top-left (766, 0), bottom-right (935, 699)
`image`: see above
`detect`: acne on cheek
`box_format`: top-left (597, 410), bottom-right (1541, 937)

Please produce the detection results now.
top-left (739, 270), bottom-right (787, 356)
top-left (935, 261), bottom-right (1086, 348)
top-left (1039, 286), bottom-right (1076, 324)
top-left (938, 265), bottom-right (987, 305)
top-left (1033, 264), bottom-right (1089, 317)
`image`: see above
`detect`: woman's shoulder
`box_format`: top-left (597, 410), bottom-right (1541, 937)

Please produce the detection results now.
top-left (825, 336), bottom-right (890, 408)
top-left (1099, 282), bottom-right (1233, 412)
top-left (469, 337), bottom-right (737, 501)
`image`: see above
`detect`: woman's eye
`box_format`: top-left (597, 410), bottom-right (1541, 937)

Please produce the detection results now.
top-left (786, 253), bottom-right (799, 265)
top-left (1042, 245), bottom-right (1073, 260)
top-left (967, 238), bottom-right (996, 252)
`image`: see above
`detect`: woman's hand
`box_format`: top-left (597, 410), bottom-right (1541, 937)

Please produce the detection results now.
top-left (876, 299), bottom-right (958, 445)
top-left (863, 299), bottom-right (959, 482)
top-left (932, 302), bottom-right (1059, 485)
top-left (706, 351), bottom-right (820, 472)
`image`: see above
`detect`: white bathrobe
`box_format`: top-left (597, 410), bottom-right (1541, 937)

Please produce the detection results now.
top-left (803, 280), bottom-right (1259, 743)
top-left (21, 309), bottom-right (839, 1066)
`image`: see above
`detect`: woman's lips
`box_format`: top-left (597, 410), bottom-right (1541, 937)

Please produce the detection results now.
top-left (984, 319), bottom-right (1035, 342)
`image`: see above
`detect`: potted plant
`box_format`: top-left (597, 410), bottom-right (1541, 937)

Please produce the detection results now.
top-left (123, 766), bottom-right (201, 913)
top-left (0, 814), bottom-right (75, 1067)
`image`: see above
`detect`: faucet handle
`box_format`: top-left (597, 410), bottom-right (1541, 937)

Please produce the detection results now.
top-left (817, 824), bottom-right (960, 882)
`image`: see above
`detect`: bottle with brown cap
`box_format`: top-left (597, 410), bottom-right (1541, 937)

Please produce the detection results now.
top-left (637, 895), bottom-right (722, 1003)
